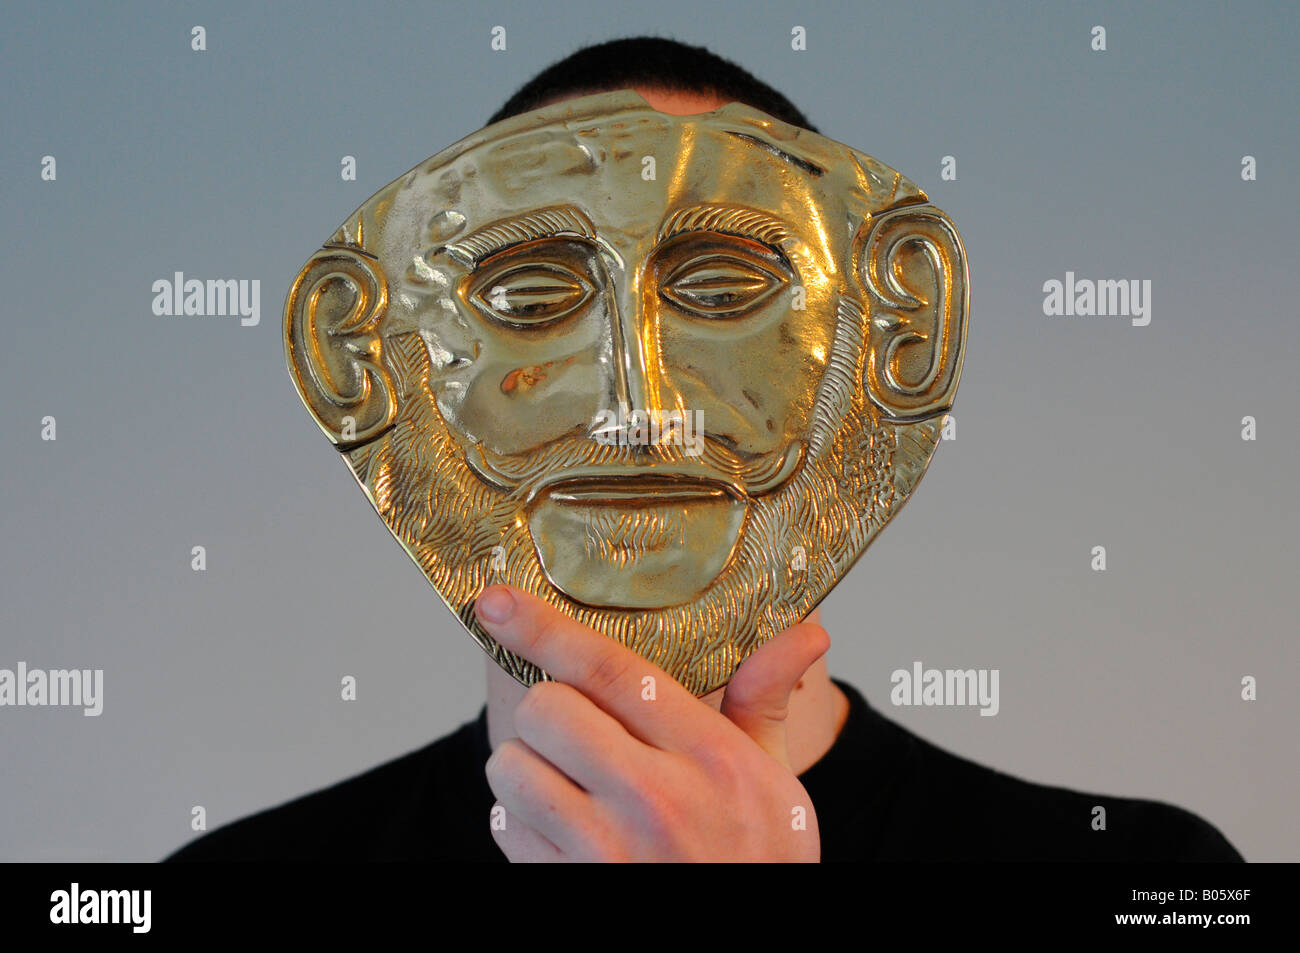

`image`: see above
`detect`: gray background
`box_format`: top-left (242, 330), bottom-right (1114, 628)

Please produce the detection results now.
top-left (1, 0), bottom-right (1295, 861)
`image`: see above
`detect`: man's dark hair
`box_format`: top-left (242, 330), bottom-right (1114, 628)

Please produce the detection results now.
top-left (487, 36), bottom-right (818, 133)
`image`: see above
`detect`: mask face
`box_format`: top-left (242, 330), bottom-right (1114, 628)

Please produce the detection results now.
top-left (285, 89), bottom-right (968, 695)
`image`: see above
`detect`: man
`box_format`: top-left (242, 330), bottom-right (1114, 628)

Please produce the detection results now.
top-left (168, 37), bottom-right (1242, 863)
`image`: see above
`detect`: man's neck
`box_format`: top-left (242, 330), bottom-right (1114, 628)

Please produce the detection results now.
top-left (485, 609), bottom-right (850, 775)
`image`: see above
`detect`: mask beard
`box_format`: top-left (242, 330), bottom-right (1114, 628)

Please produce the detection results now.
top-left (345, 297), bottom-right (942, 695)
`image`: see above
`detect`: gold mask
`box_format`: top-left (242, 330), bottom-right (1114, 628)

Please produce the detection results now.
top-left (284, 89), bottom-right (969, 695)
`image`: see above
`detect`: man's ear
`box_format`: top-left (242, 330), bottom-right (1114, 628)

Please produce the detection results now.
top-left (284, 247), bottom-right (397, 449)
top-left (854, 206), bottom-right (968, 419)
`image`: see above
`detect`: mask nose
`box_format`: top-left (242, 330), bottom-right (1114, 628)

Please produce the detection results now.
top-left (606, 261), bottom-right (661, 424)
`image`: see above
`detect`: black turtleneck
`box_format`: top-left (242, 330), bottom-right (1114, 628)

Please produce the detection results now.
top-left (166, 679), bottom-right (1242, 862)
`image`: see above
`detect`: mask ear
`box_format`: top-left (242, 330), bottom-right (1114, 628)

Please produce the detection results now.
top-left (855, 206), bottom-right (968, 419)
top-left (284, 247), bottom-right (396, 449)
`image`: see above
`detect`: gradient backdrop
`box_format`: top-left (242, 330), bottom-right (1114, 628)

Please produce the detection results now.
top-left (1, 0), bottom-right (1295, 861)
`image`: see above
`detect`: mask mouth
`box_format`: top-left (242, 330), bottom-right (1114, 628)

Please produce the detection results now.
top-left (521, 464), bottom-right (747, 506)
top-left (541, 474), bottom-right (736, 504)
top-left (514, 440), bottom-right (806, 506)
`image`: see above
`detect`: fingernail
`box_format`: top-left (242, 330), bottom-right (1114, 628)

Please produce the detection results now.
top-left (476, 587), bottom-right (514, 624)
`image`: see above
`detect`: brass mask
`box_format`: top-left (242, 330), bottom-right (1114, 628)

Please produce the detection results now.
top-left (284, 89), bottom-right (968, 695)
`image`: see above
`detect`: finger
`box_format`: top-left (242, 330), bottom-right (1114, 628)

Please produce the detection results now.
top-left (489, 801), bottom-right (568, 863)
top-left (475, 585), bottom-right (710, 751)
top-left (513, 680), bottom-right (653, 796)
top-left (720, 622), bottom-right (830, 767)
top-left (484, 737), bottom-right (592, 854)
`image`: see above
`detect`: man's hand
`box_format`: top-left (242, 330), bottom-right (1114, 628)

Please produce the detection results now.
top-left (474, 584), bottom-right (829, 862)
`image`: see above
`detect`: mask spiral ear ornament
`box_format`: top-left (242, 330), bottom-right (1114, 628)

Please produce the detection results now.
top-left (285, 244), bottom-right (396, 449)
top-left (284, 89), bottom-right (969, 696)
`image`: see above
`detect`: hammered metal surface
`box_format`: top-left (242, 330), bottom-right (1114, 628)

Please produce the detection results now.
top-left (284, 89), bottom-right (969, 695)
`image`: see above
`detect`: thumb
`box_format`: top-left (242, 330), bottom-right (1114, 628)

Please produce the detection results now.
top-left (720, 622), bottom-right (830, 769)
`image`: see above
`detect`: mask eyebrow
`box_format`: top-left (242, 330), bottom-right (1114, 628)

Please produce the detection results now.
top-left (656, 203), bottom-right (793, 253)
top-left (443, 205), bottom-right (597, 266)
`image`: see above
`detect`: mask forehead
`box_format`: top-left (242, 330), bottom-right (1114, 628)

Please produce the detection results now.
top-left (358, 90), bottom-right (926, 290)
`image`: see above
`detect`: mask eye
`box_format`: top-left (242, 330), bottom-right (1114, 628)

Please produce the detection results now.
top-left (661, 255), bottom-right (785, 317)
top-left (472, 263), bottom-right (593, 326)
